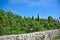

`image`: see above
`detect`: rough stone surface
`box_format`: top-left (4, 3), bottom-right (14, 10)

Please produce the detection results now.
top-left (0, 29), bottom-right (60, 40)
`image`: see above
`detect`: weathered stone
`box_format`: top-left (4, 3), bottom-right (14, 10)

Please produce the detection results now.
top-left (0, 29), bottom-right (60, 40)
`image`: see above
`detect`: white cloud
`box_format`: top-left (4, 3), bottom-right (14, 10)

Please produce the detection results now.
top-left (9, 0), bottom-right (57, 7)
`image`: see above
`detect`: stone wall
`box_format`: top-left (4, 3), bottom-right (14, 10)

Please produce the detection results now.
top-left (0, 29), bottom-right (60, 40)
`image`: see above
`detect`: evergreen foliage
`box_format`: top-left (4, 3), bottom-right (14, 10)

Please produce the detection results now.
top-left (0, 10), bottom-right (60, 35)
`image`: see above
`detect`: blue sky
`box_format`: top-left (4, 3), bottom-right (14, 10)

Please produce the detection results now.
top-left (0, 0), bottom-right (60, 18)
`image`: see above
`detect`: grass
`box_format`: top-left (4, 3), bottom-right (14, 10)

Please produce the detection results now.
top-left (53, 36), bottom-right (60, 40)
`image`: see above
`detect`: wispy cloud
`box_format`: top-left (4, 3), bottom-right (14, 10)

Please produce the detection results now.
top-left (9, 0), bottom-right (57, 7)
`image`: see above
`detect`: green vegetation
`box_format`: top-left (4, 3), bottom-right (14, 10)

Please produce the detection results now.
top-left (0, 9), bottom-right (60, 35)
top-left (53, 36), bottom-right (60, 40)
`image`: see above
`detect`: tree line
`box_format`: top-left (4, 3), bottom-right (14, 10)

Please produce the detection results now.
top-left (0, 9), bottom-right (60, 35)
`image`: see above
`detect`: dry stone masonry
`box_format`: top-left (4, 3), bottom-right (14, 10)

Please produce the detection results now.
top-left (0, 29), bottom-right (60, 40)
